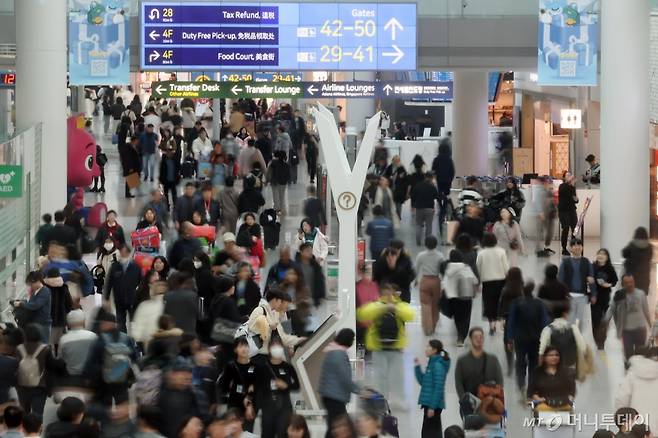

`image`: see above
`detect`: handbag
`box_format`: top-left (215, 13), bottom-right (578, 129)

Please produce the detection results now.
top-left (439, 294), bottom-right (453, 318)
top-left (96, 152), bottom-right (108, 167)
top-left (111, 134), bottom-right (118, 145)
top-left (211, 317), bottom-right (241, 343)
top-left (503, 224), bottom-right (520, 250)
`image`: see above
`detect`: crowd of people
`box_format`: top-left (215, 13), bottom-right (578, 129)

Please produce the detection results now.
top-left (0, 89), bottom-right (655, 438)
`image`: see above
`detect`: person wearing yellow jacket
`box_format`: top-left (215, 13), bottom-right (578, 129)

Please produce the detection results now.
top-left (357, 283), bottom-right (416, 409)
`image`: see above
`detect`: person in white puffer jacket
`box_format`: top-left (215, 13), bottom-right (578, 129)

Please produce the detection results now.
top-left (615, 348), bottom-right (658, 434)
top-left (130, 279), bottom-right (168, 350)
top-left (441, 250), bottom-right (478, 347)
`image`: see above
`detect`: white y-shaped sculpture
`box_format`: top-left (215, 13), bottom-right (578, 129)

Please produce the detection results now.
top-left (313, 103), bottom-right (382, 350)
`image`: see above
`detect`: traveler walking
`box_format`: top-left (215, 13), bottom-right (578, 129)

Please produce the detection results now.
top-left (622, 227), bottom-right (653, 295)
top-left (410, 172), bottom-right (439, 245)
top-left (558, 238), bottom-right (597, 331)
top-left (415, 236), bottom-right (444, 336)
top-left (591, 249), bottom-right (619, 350)
top-left (441, 251), bottom-right (478, 346)
top-left (476, 233), bottom-right (509, 335)
top-left (557, 172), bottom-right (578, 255)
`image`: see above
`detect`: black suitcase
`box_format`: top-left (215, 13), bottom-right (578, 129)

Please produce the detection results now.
top-left (181, 158), bottom-right (196, 179)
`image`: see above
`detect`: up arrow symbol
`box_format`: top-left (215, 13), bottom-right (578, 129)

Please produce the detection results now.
top-left (384, 18), bottom-right (403, 41)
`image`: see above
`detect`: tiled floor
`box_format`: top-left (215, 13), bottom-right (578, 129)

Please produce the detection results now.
top-left (70, 117), bottom-right (654, 437)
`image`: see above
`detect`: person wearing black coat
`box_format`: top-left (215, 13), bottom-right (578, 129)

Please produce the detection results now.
top-left (118, 136), bottom-right (141, 198)
top-left (591, 249), bottom-right (619, 349)
top-left (622, 227), bottom-right (653, 295)
top-left (43, 211), bottom-right (78, 250)
top-left (195, 252), bottom-right (215, 342)
top-left (168, 222), bottom-right (203, 270)
top-left (103, 246), bottom-right (142, 333)
top-left (174, 183), bottom-right (198, 227)
top-left (296, 244), bottom-right (326, 307)
top-left (43, 268), bottom-right (73, 348)
top-left (492, 178), bottom-right (526, 219)
top-left (431, 141), bottom-right (455, 225)
top-left (383, 156), bottom-right (409, 220)
top-left (303, 186), bottom-right (326, 229)
top-left (163, 271), bottom-right (199, 337)
top-left (456, 205), bottom-right (485, 247)
top-left (537, 264), bottom-right (570, 320)
top-left (234, 262), bottom-right (262, 318)
top-left (159, 143), bottom-right (182, 208)
top-left (238, 176), bottom-right (266, 214)
top-left (372, 241), bottom-right (415, 303)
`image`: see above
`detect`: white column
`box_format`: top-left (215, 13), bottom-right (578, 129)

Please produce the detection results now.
top-left (452, 71), bottom-right (489, 176)
top-left (600, 0), bottom-right (649, 263)
top-left (346, 72), bottom-right (376, 134)
top-left (16, 0), bottom-right (68, 216)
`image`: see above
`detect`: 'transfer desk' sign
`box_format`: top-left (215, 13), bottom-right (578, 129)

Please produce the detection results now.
top-left (151, 80), bottom-right (453, 100)
top-left (141, 2), bottom-right (417, 71)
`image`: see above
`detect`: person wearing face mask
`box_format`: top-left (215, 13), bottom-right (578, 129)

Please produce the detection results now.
top-left (97, 237), bottom-right (119, 278)
top-left (255, 338), bottom-right (300, 438)
top-left (103, 245), bottom-right (142, 333)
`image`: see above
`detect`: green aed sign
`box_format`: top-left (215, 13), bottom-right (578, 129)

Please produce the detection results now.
top-left (0, 165), bottom-right (22, 198)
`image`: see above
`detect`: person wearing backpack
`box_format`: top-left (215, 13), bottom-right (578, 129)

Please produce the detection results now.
top-left (357, 283), bottom-right (415, 409)
top-left (538, 301), bottom-right (588, 379)
top-left (16, 323), bottom-right (65, 416)
top-left (266, 150), bottom-right (291, 214)
top-left (83, 312), bottom-right (137, 408)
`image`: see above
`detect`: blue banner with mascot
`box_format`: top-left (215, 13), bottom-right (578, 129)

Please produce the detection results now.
top-left (68, 0), bottom-right (131, 85)
top-left (538, 0), bottom-right (599, 86)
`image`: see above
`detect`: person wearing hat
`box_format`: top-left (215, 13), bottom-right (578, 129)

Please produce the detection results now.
top-left (83, 309), bottom-right (137, 408)
top-left (492, 207), bottom-right (525, 267)
top-left (582, 154), bottom-right (600, 187)
top-left (159, 140), bottom-right (182, 209)
top-left (212, 232), bottom-right (244, 275)
top-left (43, 267), bottom-right (73, 348)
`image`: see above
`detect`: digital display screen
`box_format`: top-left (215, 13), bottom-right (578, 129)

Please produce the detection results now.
top-left (0, 73), bottom-right (16, 88)
top-left (140, 2), bottom-right (417, 71)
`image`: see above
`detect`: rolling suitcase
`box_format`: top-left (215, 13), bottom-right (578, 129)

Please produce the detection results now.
top-left (360, 390), bottom-right (400, 438)
top-left (181, 157), bottom-right (196, 179)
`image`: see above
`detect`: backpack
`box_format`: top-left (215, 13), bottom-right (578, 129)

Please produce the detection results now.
top-left (272, 161), bottom-right (290, 185)
top-left (134, 366), bottom-right (162, 407)
top-left (377, 310), bottom-right (399, 349)
top-left (101, 332), bottom-right (133, 384)
top-left (549, 325), bottom-right (577, 367)
top-left (235, 306), bottom-right (267, 357)
top-left (17, 344), bottom-right (46, 387)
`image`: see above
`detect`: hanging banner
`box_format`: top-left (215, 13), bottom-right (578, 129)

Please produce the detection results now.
top-left (537, 0), bottom-right (599, 86)
top-left (68, 0), bottom-right (131, 85)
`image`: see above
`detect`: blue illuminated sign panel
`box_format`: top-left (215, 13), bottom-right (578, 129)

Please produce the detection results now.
top-left (141, 2), bottom-right (417, 71)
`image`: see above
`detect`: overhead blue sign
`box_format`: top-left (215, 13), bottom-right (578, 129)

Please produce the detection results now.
top-left (140, 2), bottom-right (417, 71)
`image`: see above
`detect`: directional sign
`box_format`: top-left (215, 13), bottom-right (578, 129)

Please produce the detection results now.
top-left (141, 2), bottom-right (417, 71)
top-left (151, 80), bottom-right (452, 100)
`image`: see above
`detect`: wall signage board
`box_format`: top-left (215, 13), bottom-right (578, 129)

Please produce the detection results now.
top-left (538, 0), bottom-right (599, 86)
top-left (0, 165), bottom-right (23, 198)
top-left (151, 80), bottom-right (452, 100)
top-left (141, 2), bottom-right (417, 71)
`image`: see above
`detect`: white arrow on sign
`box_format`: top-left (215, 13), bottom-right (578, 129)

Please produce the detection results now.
top-left (384, 18), bottom-right (403, 41)
top-left (295, 75), bottom-right (302, 82)
top-left (307, 85), bottom-right (318, 96)
top-left (382, 45), bottom-right (404, 64)
top-left (221, 74), bottom-right (228, 81)
top-left (155, 85), bottom-right (166, 95)
top-left (382, 84), bottom-right (393, 96)
top-left (149, 30), bottom-right (161, 41)
top-left (231, 85), bottom-right (243, 95)
top-left (148, 9), bottom-right (160, 20)
top-left (149, 50), bottom-right (160, 63)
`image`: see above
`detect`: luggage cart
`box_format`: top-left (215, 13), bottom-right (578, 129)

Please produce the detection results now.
top-left (530, 400), bottom-right (575, 438)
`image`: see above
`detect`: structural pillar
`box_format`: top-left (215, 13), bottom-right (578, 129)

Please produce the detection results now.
top-left (0, 90), bottom-right (11, 139)
top-left (453, 70), bottom-right (489, 176)
top-left (346, 72), bottom-right (376, 135)
top-left (600, 0), bottom-right (649, 263)
top-left (16, 0), bottom-right (68, 216)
